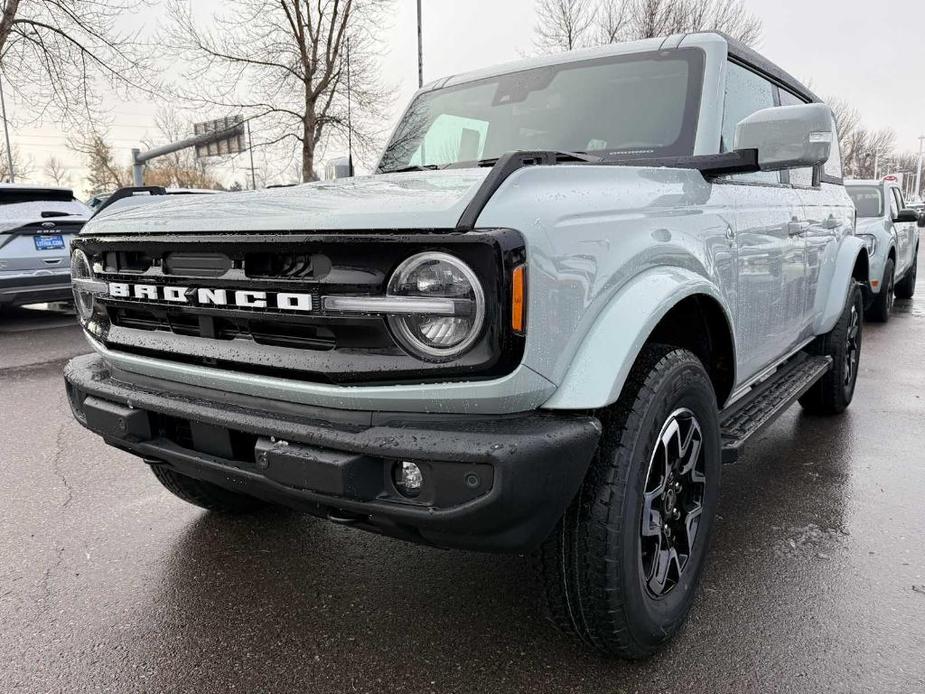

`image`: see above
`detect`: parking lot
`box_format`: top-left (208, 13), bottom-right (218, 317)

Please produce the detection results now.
top-left (1, 249), bottom-right (923, 693)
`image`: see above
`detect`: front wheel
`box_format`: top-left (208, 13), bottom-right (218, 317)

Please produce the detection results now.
top-left (535, 344), bottom-right (721, 658)
top-left (865, 258), bottom-right (894, 323)
top-left (150, 464), bottom-right (270, 514)
top-left (799, 281), bottom-right (862, 415)
top-left (894, 251), bottom-right (917, 300)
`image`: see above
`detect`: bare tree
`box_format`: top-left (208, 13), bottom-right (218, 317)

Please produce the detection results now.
top-left (681, 0), bottom-right (761, 46)
top-left (0, 143), bottom-right (33, 181)
top-left (42, 155), bottom-right (70, 185)
top-left (826, 97), bottom-right (862, 174)
top-left (537, 0), bottom-right (761, 49)
top-left (597, 0), bottom-right (630, 43)
top-left (167, 0), bottom-right (393, 182)
top-left (70, 132), bottom-right (130, 194)
top-left (864, 128), bottom-right (897, 177)
top-left (837, 119), bottom-right (897, 180)
top-left (628, 0), bottom-right (685, 39)
top-left (534, 0), bottom-right (596, 52)
top-left (0, 1), bottom-right (154, 126)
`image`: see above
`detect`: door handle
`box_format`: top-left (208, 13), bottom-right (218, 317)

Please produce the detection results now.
top-left (788, 221), bottom-right (810, 237)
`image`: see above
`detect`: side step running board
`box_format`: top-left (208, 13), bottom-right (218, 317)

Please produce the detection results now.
top-left (719, 355), bottom-right (833, 464)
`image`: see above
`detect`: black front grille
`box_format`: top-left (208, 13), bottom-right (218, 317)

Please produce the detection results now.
top-left (109, 306), bottom-right (340, 351)
top-left (151, 411), bottom-right (258, 463)
top-left (75, 230), bottom-right (527, 385)
top-left (163, 252), bottom-right (232, 277)
top-left (245, 252), bottom-right (334, 280)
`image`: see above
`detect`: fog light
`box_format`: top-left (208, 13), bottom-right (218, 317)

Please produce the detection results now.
top-left (394, 461), bottom-right (424, 497)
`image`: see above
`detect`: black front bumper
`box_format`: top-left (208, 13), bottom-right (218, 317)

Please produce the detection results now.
top-left (64, 354), bottom-right (601, 552)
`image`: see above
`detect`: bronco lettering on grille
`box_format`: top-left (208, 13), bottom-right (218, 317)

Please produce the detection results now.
top-left (107, 282), bottom-right (313, 312)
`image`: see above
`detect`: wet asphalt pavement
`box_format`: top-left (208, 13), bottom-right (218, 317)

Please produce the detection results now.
top-left (1, 252), bottom-right (924, 694)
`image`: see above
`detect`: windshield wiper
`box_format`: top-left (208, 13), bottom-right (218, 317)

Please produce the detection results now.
top-left (473, 151), bottom-right (602, 167)
top-left (382, 163), bottom-right (447, 174)
top-left (41, 211), bottom-right (80, 218)
top-left (384, 151), bottom-right (602, 175)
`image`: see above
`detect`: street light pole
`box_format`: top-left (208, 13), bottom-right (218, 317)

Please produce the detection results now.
top-left (915, 135), bottom-right (924, 202)
top-left (346, 38), bottom-right (354, 177)
top-left (416, 0), bottom-right (423, 88)
top-left (0, 75), bottom-right (15, 183)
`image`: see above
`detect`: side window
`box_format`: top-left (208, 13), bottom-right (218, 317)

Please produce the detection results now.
top-left (823, 113), bottom-right (844, 180)
top-left (778, 90), bottom-right (814, 187)
top-left (888, 188), bottom-right (900, 220)
top-left (891, 188), bottom-right (906, 219)
top-left (722, 61), bottom-right (779, 184)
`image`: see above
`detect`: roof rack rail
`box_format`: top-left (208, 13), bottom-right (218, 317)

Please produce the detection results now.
top-left (91, 186), bottom-right (167, 218)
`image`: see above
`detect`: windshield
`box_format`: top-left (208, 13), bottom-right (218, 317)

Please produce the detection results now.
top-left (378, 48), bottom-right (705, 173)
top-left (847, 186), bottom-right (884, 218)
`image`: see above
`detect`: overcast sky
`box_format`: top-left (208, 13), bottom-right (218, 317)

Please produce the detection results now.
top-left (11, 0), bottom-right (925, 195)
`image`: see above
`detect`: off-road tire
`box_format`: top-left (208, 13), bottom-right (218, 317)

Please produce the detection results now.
top-left (799, 281), bottom-right (862, 415)
top-left (535, 344), bottom-right (721, 659)
top-left (150, 464), bottom-right (269, 513)
top-left (894, 250), bottom-right (917, 300)
top-left (865, 258), bottom-right (894, 323)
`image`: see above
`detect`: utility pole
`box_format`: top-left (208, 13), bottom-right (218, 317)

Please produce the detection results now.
top-left (0, 75), bottom-right (15, 183)
top-left (915, 135), bottom-right (924, 202)
top-left (246, 119), bottom-right (257, 190)
top-left (417, 0), bottom-right (423, 88)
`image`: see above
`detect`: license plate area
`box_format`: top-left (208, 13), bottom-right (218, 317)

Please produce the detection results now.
top-left (34, 234), bottom-right (65, 251)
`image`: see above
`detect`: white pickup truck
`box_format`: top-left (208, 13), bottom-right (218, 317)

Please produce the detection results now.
top-left (846, 179), bottom-right (920, 321)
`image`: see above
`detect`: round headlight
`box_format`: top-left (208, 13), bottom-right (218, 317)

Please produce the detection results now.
top-left (386, 252), bottom-right (485, 360)
top-left (70, 249), bottom-right (95, 321)
top-left (857, 233), bottom-right (877, 256)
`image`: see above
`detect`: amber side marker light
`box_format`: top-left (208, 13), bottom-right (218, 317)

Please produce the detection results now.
top-left (512, 264), bottom-right (526, 334)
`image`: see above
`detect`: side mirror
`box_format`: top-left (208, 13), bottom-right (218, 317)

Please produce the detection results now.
top-left (734, 103), bottom-right (834, 172)
top-left (895, 208), bottom-right (919, 224)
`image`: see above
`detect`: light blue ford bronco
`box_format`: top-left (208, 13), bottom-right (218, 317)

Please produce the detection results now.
top-left (64, 32), bottom-right (869, 657)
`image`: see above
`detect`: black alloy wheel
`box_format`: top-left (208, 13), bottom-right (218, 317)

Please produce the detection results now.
top-left (640, 408), bottom-right (706, 598)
